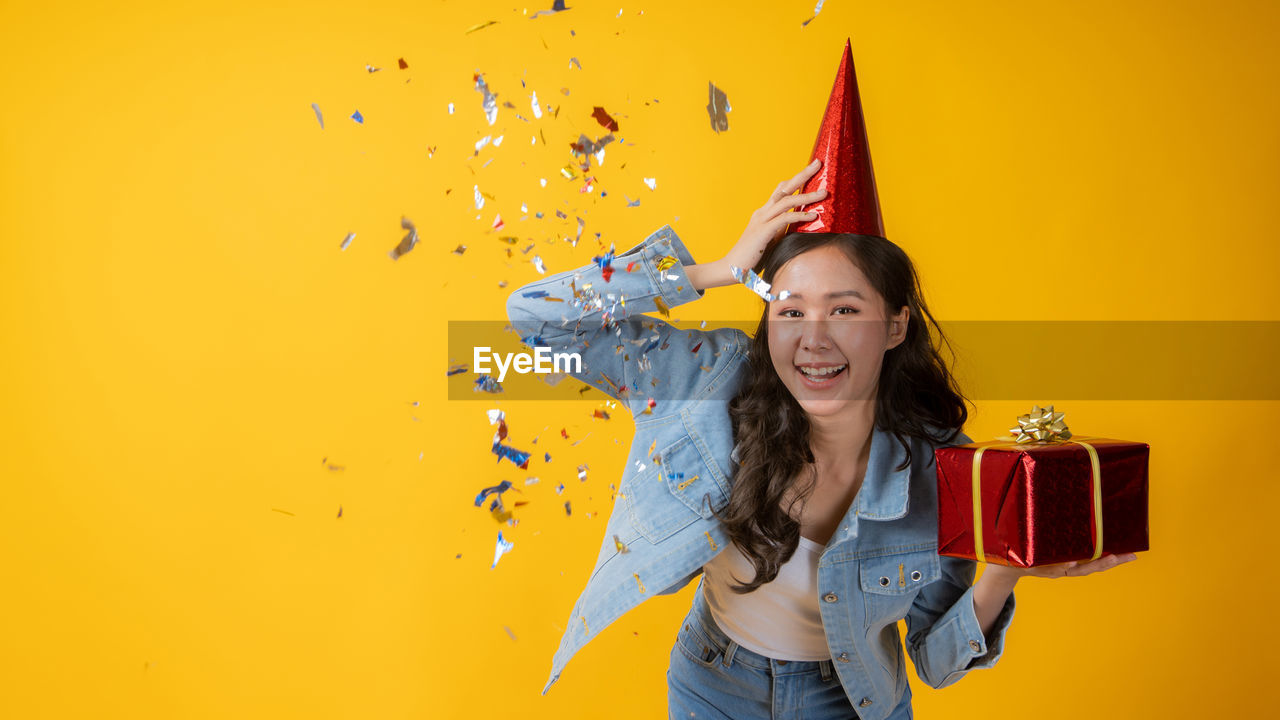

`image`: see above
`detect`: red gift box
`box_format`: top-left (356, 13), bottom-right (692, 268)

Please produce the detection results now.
top-left (935, 434), bottom-right (1150, 567)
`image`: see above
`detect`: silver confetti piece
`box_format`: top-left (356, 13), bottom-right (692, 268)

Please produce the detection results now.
top-left (474, 72), bottom-right (498, 125)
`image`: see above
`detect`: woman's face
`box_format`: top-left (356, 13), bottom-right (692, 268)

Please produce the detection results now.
top-left (766, 245), bottom-right (909, 418)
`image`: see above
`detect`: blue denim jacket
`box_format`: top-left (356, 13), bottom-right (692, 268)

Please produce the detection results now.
top-left (506, 225), bottom-right (1016, 719)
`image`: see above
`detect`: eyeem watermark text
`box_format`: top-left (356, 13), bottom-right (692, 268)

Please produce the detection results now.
top-left (473, 346), bottom-right (582, 382)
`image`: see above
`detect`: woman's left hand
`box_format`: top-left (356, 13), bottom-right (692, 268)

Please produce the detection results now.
top-left (985, 552), bottom-right (1139, 581)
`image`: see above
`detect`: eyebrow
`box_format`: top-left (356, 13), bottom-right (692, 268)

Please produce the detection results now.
top-left (777, 290), bottom-right (867, 301)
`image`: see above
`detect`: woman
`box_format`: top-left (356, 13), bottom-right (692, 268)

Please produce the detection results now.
top-left (506, 159), bottom-right (1136, 719)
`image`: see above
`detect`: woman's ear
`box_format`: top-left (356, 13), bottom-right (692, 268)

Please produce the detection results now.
top-left (887, 306), bottom-right (910, 350)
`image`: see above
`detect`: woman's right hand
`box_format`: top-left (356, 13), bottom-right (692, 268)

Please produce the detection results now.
top-left (725, 158), bottom-right (827, 270)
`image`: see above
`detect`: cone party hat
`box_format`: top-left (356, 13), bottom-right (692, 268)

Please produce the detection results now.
top-left (793, 39), bottom-right (885, 238)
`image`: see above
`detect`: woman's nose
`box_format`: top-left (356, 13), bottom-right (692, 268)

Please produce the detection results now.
top-left (799, 320), bottom-right (832, 351)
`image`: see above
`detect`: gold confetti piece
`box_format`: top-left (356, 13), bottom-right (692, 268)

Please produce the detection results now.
top-left (633, 573), bottom-right (646, 593)
top-left (581, 616), bottom-right (589, 634)
top-left (465, 20), bottom-right (498, 34)
top-left (653, 297), bottom-right (670, 317)
top-left (676, 475), bottom-right (697, 491)
top-left (705, 532), bottom-right (719, 551)
top-left (614, 534), bottom-right (629, 553)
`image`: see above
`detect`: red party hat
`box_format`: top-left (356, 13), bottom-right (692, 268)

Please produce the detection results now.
top-left (793, 39), bottom-right (885, 238)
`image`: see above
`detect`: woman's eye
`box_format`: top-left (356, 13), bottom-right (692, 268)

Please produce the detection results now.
top-left (834, 306), bottom-right (860, 315)
top-left (777, 309), bottom-right (803, 318)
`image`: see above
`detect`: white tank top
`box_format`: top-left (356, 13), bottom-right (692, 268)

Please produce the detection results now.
top-left (702, 535), bottom-right (830, 661)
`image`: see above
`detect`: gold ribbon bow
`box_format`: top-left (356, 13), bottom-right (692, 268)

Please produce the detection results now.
top-left (970, 405), bottom-right (1104, 564)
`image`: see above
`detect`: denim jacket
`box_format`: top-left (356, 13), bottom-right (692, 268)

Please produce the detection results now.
top-left (506, 225), bottom-right (1016, 719)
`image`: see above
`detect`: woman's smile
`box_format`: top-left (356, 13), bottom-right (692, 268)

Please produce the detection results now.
top-left (795, 362), bottom-right (849, 388)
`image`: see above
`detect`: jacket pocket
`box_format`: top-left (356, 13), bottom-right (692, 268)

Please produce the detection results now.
top-left (860, 547), bottom-right (941, 631)
top-left (622, 434), bottom-right (709, 544)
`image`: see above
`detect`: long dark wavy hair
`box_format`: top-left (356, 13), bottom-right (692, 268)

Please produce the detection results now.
top-left (712, 232), bottom-right (970, 593)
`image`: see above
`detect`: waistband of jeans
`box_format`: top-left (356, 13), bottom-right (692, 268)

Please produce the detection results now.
top-left (692, 580), bottom-right (834, 673)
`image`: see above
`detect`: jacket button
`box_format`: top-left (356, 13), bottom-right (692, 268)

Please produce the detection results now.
top-left (969, 640), bottom-right (982, 652)
top-left (878, 576), bottom-right (890, 586)
top-left (837, 652), bottom-right (850, 663)
top-left (860, 697), bottom-right (873, 707)
top-left (910, 570), bottom-right (922, 581)
top-left (823, 593), bottom-right (838, 603)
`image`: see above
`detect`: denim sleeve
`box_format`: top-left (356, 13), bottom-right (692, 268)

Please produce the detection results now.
top-left (505, 225), bottom-right (738, 415)
top-left (903, 557), bottom-right (1016, 689)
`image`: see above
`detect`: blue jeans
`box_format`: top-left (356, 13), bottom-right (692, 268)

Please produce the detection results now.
top-left (668, 586), bottom-right (861, 720)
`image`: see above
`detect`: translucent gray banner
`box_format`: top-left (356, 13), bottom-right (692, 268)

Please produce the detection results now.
top-left (447, 320), bottom-right (1280, 401)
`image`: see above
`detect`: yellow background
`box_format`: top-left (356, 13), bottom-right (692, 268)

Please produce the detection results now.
top-left (3, 0), bottom-right (1278, 717)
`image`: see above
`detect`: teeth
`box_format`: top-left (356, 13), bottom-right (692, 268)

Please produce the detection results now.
top-left (799, 365), bottom-right (846, 377)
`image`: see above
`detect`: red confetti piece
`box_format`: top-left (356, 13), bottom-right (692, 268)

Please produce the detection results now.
top-left (592, 106), bottom-right (619, 131)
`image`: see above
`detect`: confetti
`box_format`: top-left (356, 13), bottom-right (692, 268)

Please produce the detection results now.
top-left (564, 501), bottom-right (572, 516)
top-left (473, 72), bottom-right (499, 125)
top-left (591, 106), bottom-right (619, 132)
top-left (452, 244), bottom-right (467, 255)
top-left (555, 483), bottom-right (566, 495)
top-left (624, 195), bottom-right (640, 207)
top-left (473, 185), bottom-right (485, 210)
top-left (532, 256), bottom-right (547, 274)
top-left (653, 297), bottom-right (670, 317)
top-left (643, 177), bottom-right (657, 191)
top-left (530, 1), bottom-right (570, 19)
top-left (577, 464), bottom-right (589, 481)
top-left (474, 135), bottom-right (492, 154)
top-left (366, 64), bottom-right (381, 73)
top-left (492, 441), bottom-right (531, 469)
top-left (801, 0), bottom-right (826, 27)
top-left (448, 102), bottom-right (455, 114)
top-left (531, 91), bottom-right (543, 119)
top-left (310, 103), bottom-right (324, 129)
top-left (706, 82), bottom-right (731, 133)
top-left (465, 20), bottom-right (499, 34)
top-left (351, 110), bottom-right (364, 124)
top-left (634, 573), bottom-right (646, 593)
top-left (446, 363), bottom-right (469, 376)
top-left (474, 480), bottom-right (514, 509)
top-left (641, 397), bottom-right (657, 415)
top-left (339, 232), bottom-right (355, 250)
top-left (614, 535), bottom-right (630, 553)
top-left (398, 57), bottom-right (409, 69)
top-left (503, 625), bottom-right (517, 641)
top-left (474, 374), bottom-right (504, 393)
top-left (522, 290), bottom-right (550, 299)
top-left (569, 57), bottom-right (582, 70)
top-left (729, 265), bottom-right (791, 301)
top-left (592, 409), bottom-right (611, 420)
top-left (388, 216), bottom-right (419, 260)
top-left (492, 214), bottom-right (504, 230)
top-left (491, 531), bottom-right (514, 569)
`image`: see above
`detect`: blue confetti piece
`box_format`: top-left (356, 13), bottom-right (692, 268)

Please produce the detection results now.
top-left (351, 110), bottom-right (364, 124)
top-left (474, 480), bottom-right (513, 507)
top-left (522, 290), bottom-right (550, 299)
top-left (492, 531), bottom-right (514, 569)
top-left (544, 452), bottom-right (551, 462)
top-left (492, 441), bottom-right (531, 469)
